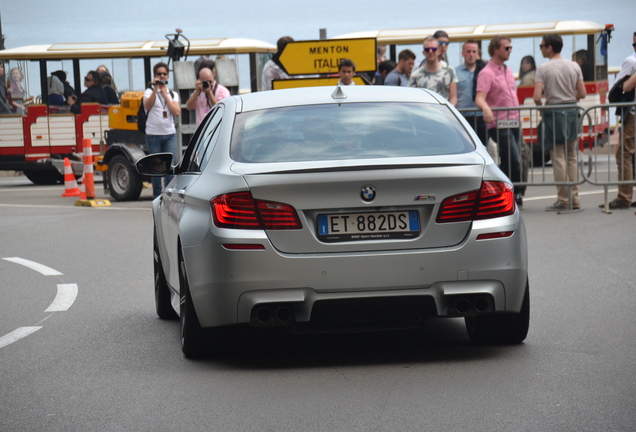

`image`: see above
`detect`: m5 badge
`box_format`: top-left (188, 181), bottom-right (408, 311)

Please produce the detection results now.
top-left (414, 194), bottom-right (436, 201)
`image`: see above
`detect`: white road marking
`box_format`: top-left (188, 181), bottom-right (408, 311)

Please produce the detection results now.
top-left (523, 188), bottom-right (618, 202)
top-left (45, 284), bottom-right (78, 312)
top-left (2, 257), bottom-right (63, 276)
top-left (1, 258), bottom-right (77, 349)
top-left (0, 327), bottom-right (43, 349)
top-left (0, 187), bottom-right (65, 192)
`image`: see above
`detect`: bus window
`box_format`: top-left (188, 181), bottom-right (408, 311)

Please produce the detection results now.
top-left (595, 32), bottom-right (609, 81)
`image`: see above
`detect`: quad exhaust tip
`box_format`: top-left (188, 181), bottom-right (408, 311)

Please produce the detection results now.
top-left (251, 304), bottom-right (295, 327)
top-left (449, 295), bottom-right (493, 316)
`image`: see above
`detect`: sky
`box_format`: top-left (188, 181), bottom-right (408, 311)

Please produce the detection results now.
top-left (1, 0), bottom-right (634, 67)
top-left (0, 0), bottom-right (634, 92)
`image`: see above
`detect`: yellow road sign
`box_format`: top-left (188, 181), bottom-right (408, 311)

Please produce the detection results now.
top-left (272, 76), bottom-right (367, 90)
top-left (278, 38), bottom-right (377, 75)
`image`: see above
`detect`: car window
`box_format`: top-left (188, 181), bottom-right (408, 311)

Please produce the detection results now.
top-left (230, 103), bottom-right (474, 163)
top-left (183, 106), bottom-right (224, 173)
top-left (197, 106), bottom-right (225, 172)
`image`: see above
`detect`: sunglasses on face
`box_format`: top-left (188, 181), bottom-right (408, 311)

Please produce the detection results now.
top-left (503, 46), bottom-right (513, 51)
top-left (438, 41), bottom-right (450, 46)
top-left (632, 43), bottom-right (636, 48)
top-left (155, 72), bottom-right (169, 76)
top-left (424, 47), bottom-right (438, 53)
top-left (539, 44), bottom-right (547, 49)
top-left (84, 77), bottom-right (93, 81)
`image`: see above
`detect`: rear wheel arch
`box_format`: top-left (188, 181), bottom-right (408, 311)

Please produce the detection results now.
top-left (465, 279), bottom-right (530, 345)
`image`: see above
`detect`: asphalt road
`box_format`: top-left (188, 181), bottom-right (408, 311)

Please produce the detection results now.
top-left (1, 173), bottom-right (635, 431)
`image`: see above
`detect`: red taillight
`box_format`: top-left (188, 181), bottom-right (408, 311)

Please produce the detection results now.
top-left (211, 192), bottom-right (302, 230)
top-left (436, 190), bottom-right (479, 223)
top-left (475, 181), bottom-right (515, 220)
top-left (437, 181), bottom-right (515, 223)
top-left (212, 192), bottom-right (261, 229)
top-left (256, 200), bottom-right (302, 229)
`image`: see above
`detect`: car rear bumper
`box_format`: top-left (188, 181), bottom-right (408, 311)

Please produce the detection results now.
top-left (181, 217), bottom-right (528, 328)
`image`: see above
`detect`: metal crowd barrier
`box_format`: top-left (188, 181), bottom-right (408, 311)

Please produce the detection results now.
top-left (579, 102), bottom-right (636, 213)
top-left (457, 102), bottom-right (636, 213)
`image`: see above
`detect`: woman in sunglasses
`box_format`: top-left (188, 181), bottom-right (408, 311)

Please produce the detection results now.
top-left (68, 70), bottom-right (108, 114)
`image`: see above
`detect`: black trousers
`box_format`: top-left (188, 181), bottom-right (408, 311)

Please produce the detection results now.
top-left (463, 115), bottom-right (488, 146)
top-left (488, 127), bottom-right (523, 196)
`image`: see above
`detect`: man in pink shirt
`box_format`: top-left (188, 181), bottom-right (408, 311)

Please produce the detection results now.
top-left (475, 35), bottom-right (523, 208)
top-left (186, 64), bottom-right (230, 127)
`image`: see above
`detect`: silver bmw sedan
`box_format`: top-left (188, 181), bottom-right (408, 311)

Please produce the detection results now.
top-left (137, 85), bottom-right (529, 358)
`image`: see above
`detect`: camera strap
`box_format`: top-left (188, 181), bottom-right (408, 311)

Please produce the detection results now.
top-left (157, 90), bottom-right (175, 116)
top-left (206, 83), bottom-right (219, 109)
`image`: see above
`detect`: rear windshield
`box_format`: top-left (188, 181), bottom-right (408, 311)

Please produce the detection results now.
top-left (230, 102), bottom-right (475, 163)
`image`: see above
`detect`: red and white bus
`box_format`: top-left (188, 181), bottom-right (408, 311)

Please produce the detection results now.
top-left (0, 34), bottom-right (275, 198)
top-left (336, 20), bottom-right (614, 164)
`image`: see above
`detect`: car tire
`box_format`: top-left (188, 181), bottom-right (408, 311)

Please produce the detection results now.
top-left (465, 281), bottom-right (530, 345)
top-left (179, 250), bottom-right (205, 358)
top-left (107, 154), bottom-right (143, 202)
top-left (24, 168), bottom-right (64, 185)
top-left (154, 229), bottom-right (177, 320)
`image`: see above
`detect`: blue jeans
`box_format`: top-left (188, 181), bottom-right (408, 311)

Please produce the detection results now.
top-left (146, 134), bottom-right (177, 198)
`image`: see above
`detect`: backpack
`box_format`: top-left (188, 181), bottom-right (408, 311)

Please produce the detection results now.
top-left (472, 59), bottom-right (488, 101)
top-left (137, 103), bottom-right (147, 134)
top-left (608, 74), bottom-right (635, 118)
top-left (137, 90), bottom-right (175, 134)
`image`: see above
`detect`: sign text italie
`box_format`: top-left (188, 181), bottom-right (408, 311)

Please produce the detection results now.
top-left (278, 38), bottom-right (376, 75)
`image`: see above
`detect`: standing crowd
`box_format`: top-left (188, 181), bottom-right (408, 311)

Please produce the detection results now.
top-left (1, 31), bottom-right (634, 210)
top-left (263, 31), bottom-right (633, 213)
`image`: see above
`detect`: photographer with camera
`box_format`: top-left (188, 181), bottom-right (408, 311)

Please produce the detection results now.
top-left (185, 64), bottom-right (230, 127)
top-left (143, 62), bottom-right (181, 199)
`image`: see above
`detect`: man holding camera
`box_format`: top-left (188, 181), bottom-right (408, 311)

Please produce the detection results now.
top-left (186, 65), bottom-right (230, 127)
top-left (144, 62), bottom-right (181, 199)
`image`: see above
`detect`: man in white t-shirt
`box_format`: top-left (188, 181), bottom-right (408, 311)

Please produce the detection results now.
top-left (337, 59), bottom-right (356, 86)
top-left (600, 33), bottom-right (636, 210)
top-left (533, 33), bottom-right (586, 211)
top-left (143, 62), bottom-right (180, 198)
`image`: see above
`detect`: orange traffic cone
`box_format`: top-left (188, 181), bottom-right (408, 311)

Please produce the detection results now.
top-left (61, 157), bottom-right (80, 197)
top-left (78, 178), bottom-right (87, 201)
top-left (82, 138), bottom-right (95, 199)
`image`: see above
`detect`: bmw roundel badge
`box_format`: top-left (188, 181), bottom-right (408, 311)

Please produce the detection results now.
top-left (361, 185), bottom-right (376, 202)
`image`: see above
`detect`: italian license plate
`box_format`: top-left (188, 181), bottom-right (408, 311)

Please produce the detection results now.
top-left (317, 211), bottom-right (420, 242)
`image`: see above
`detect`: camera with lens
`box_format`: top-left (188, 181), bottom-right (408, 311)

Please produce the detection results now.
top-left (153, 80), bottom-right (168, 86)
top-left (202, 80), bottom-right (211, 89)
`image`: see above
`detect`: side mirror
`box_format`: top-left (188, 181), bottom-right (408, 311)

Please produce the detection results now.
top-left (135, 153), bottom-right (174, 176)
